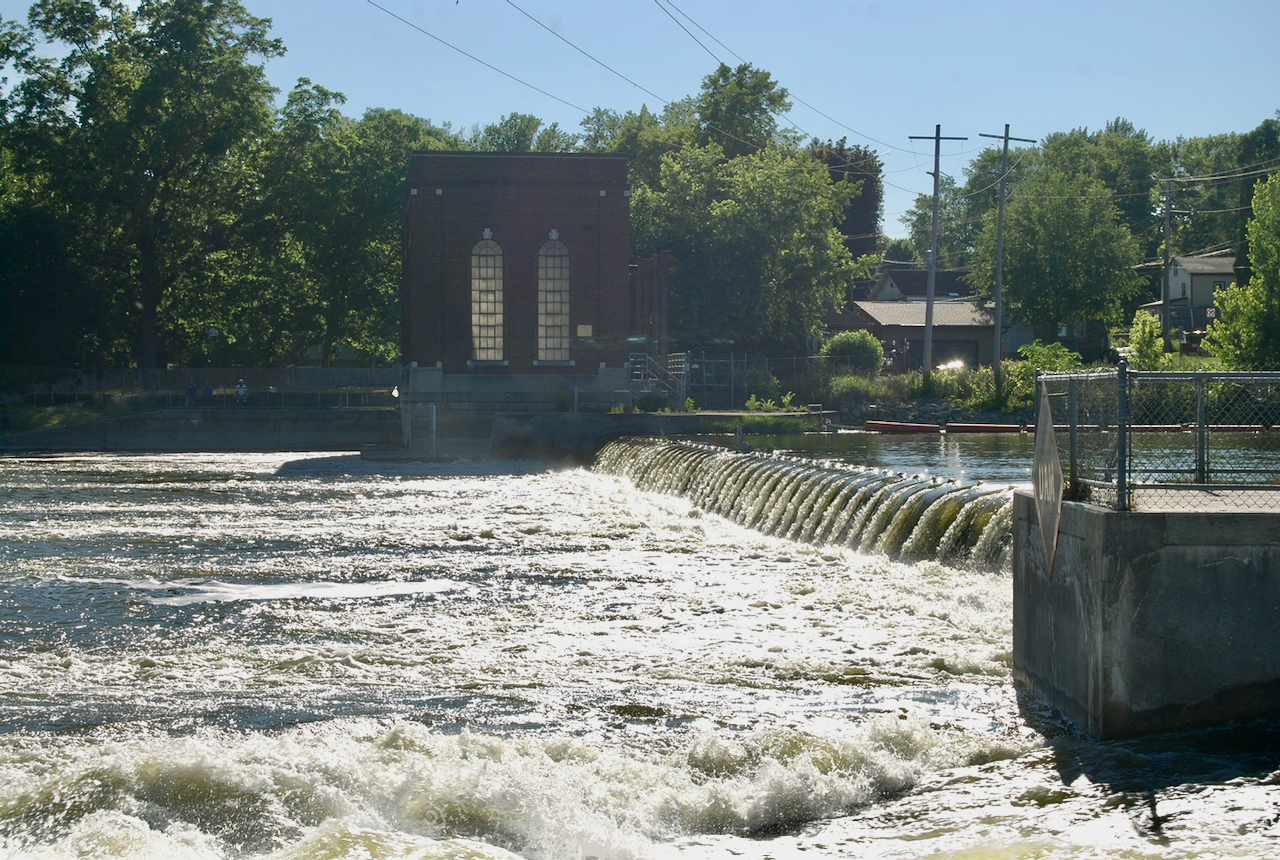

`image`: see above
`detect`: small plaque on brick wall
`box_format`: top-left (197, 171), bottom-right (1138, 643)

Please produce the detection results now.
top-left (577, 325), bottom-right (593, 337)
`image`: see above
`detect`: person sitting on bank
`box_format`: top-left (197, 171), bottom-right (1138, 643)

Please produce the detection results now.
top-left (235, 379), bottom-right (248, 404)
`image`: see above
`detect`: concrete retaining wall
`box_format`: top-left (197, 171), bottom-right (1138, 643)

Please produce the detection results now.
top-left (1012, 490), bottom-right (1280, 738)
top-left (0, 407), bottom-right (400, 453)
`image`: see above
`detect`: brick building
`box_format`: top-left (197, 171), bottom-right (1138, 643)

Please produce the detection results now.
top-left (401, 151), bottom-right (632, 373)
top-left (398, 151), bottom-right (666, 457)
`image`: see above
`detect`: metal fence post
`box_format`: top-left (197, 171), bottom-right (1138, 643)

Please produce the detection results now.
top-left (732, 353), bottom-right (742, 412)
top-left (1068, 378), bottom-right (1079, 491)
top-left (1195, 375), bottom-right (1208, 484)
top-left (1117, 360), bottom-right (1129, 511)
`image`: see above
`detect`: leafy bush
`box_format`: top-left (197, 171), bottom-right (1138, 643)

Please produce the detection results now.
top-left (1005, 340), bottom-right (1083, 409)
top-left (745, 391), bottom-right (803, 412)
top-left (829, 374), bottom-right (885, 403)
top-left (1127, 310), bottom-right (1167, 370)
top-left (819, 330), bottom-right (884, 376)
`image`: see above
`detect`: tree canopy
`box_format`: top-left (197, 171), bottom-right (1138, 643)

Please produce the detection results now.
top-left (0, 1), bottom-right (1272, 369)
top-left (2, 0), bottom-right (282, 368)
top-left (968, 163), bottom-right (1143, 349)
top-left (632, 144), bottom-right (873, 354)
top-left (1207, 173), bottom-right (1280, 368)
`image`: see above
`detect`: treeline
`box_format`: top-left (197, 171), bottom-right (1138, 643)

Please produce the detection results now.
top-left (0, 0), bottom-right (883, 368)
top-left (892, 116), bottom-right (1280, 356)
top-left (1, 0), bottom-right (1276, 371)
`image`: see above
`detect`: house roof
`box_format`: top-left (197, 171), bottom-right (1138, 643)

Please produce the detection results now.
top-left (870, 269), bottom-right (971, 300)
top-left (1174, 255), bottom-right (1235, 275)
top-left (854, 300), bottom-right (994, 328)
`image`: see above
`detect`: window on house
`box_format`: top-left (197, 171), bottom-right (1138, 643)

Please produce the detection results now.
top-left (538, 240), bottom-right (571, 361)
top-left (471, 239), bottom-right (503, 361)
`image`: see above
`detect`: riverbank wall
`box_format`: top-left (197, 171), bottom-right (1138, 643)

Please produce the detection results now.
top-left (1012, 490), bottom-right (1280, 738)
top-left (0, 406), bottom-right (810, 462)
top-left (0, 406), bottom-right (401, 453)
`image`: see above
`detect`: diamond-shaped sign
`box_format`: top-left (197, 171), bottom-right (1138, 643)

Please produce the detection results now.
top-left (1034, 381), bottom-right (1064, 578)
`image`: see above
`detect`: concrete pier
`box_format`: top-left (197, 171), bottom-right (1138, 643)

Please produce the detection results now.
top-left (1012, 490), bottom-right (1280, 738)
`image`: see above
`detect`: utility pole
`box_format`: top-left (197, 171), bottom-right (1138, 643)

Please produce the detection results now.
top-left (1156, 178), bottom-right (1173, 349)
top-left (909, 125), bottom-right (966, 390)
top-left (979, 125), bottom-right (1035, 401)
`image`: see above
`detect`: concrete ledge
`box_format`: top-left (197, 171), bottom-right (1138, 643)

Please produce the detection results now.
top-left (1013, 490), bottom-right (1280, 738)
top-left (0, 407), bottom-right (400, 453)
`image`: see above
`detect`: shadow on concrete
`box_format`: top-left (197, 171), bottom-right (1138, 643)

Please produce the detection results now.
top-left (1019, 689), bottom-right (1280, 795)
top-left (274, 453), bottom-right (558, 479)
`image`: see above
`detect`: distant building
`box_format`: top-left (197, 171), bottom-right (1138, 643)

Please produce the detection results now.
top-left (823, 264), bottom-right (1035, 370)
top-left (867, 268), bottom-right (971, 301)
top-left (1141, 254), bottom-right (1236, 333)
top-left (401, 152), bottom-right (634, 372)
top-left (398, 151), bottom-right (671, 456)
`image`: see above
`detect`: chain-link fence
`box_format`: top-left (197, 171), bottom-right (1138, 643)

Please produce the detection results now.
top-left (1039, 365), bottom-right (1280, 511)
top-left (630, 353), bottom-right (877, 411)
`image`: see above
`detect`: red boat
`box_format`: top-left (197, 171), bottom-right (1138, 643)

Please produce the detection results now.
top-left (864, 420), bottom-right (941, 434)
top-left (943, 422), bottom-right (1024, 434)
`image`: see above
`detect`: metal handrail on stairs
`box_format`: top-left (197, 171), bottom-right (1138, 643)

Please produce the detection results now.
top-left (630, 353), bottom-right (683, 398)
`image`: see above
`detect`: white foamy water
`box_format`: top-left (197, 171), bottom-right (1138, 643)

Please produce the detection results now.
top-left (0, 451), bottom-right (1276, 859)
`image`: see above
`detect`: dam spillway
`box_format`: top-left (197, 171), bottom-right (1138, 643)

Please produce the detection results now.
top-left (593, 437), bottom-right (1014, 566)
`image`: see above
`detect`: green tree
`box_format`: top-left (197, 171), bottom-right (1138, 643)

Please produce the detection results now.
top-left (820, 330), bottom-right (883, 376)
top-left (969, 164), bottom-right (1143, 352)
top-left (1233, 117), bottom-right (1280, 287)
top-left (900, 174), bottom-right (976, 269)
top-left (578, 106), bottom-right (622, 152)
top-left (472, 112), bottom-right (578, 152)
top-left (899, 144), bottom-right (1039, 272)
top-left (1166, 132), bottom-right (1244, 257)
top-left (695, 63), bottom-right (791, 159)
top-left (253, 88), bottom-right (451, 365)
top-left (1041, 118), bottom-right (1167, 258)
top-left (809, 137), bottom-right (882, 259)
top-left (632, 144), bottom-right (872, 354)
top-left (1127, 310), bottom-right (1167, 370)
top-left (472, 112), bottom-right (541, 151)
top-left (604, 102), bottom-right (696, 189)
top-left (1207, 173), bottom-right (1280, 368)
top-left (1, 0), bottom-right (283, 368)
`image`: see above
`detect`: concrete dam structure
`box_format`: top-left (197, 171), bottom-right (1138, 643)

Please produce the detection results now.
top-left (592, 437), bottom-right (1015, 567)
top-left (1012, 367), bottom-right (1280, 738)
top-left (1012, 494), bottom-right (1280, 738)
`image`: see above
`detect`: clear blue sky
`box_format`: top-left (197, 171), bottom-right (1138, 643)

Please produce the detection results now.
top-left (4, 0), bottom-right (1277, 238)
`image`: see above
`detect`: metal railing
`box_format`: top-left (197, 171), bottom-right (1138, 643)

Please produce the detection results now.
top-left (629, 353), bottom-right (684, 400)
top-left (1039, 364), bottom-right (1280, 510)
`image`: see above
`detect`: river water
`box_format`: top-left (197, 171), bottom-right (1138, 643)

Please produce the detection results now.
top-left (1, 446), bottom-right (1277, 860)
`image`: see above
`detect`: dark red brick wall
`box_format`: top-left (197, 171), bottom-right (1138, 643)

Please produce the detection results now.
top-left (402, 152), bottom-right (631, 375)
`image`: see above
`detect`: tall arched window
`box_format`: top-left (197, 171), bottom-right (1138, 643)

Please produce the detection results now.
top-left (537, 239), bottom-right (570, 362)
top-left (471, 239), bottom-right (503, 361)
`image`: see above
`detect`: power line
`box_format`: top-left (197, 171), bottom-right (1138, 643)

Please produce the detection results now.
top-left (505, 1), bottom-right (669, 107)
top-left (654, 0), bottom-right (902, 155)
top-left (363, 0), bottom-right (588, 113)
top-left (658, 0), bottom-right (743, 64)
top-left (1170, 158), bottom-right (1280, 184)
top-left (652, 0), bottom-right (719, 63)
